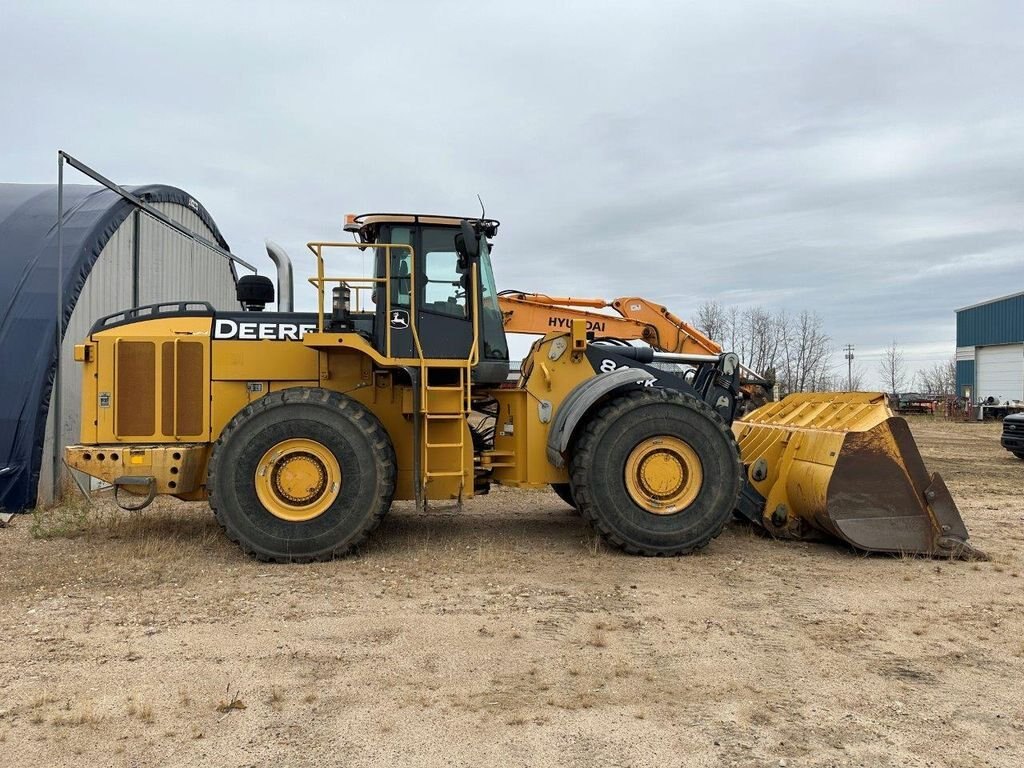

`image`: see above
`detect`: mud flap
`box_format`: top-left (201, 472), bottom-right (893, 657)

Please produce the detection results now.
top-left (734, 392), bottom-right (986, 560)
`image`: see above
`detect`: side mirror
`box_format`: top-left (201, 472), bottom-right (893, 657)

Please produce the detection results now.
top-left (455, 219), bottom-right (480, 262)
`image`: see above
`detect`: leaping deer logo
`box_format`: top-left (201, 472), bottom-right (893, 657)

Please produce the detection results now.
top-left (390, 310), bottom-right (410, 329)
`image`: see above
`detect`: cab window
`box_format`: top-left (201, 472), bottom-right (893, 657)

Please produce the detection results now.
top-left (422, 228), bottom-right (466, 317)
top-left (379, 226), bottom-right (412, 308)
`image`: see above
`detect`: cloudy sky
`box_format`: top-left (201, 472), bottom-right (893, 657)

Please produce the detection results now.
top-left (3, 1), bottom-right (1022, 386)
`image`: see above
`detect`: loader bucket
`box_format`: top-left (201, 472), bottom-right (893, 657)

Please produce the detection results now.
top-left (733, 392), bottom-right (986, 560)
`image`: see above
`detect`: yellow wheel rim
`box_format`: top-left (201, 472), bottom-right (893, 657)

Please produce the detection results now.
top-left (255, 438), bottom-right (341, 522)
top-left (624, 436), bottom-right (703, 515)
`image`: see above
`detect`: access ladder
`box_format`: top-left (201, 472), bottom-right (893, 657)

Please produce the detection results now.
top-left (418, 358), bottom-right (474, 505)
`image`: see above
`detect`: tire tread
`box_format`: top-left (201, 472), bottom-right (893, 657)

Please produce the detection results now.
top-left (569, 388), bottom-right (741, 556)
top-left (207, 387), bottom-right (396, 563)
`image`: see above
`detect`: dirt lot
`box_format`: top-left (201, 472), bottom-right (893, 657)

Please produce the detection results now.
top-left (1, 419), bottom-right (1022, 767)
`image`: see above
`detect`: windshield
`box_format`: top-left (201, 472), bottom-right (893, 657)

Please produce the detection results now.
top-left (479, 238), bottom-right (499, 312)
top-left (477, 237), bottom-right (508, 361)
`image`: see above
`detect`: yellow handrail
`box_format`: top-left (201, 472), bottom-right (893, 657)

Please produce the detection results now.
top-left (305, 241), bottom-right (425, 362)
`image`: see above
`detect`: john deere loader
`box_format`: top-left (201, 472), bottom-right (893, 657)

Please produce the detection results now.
top-left (64, 214), bottom-right (982, 561)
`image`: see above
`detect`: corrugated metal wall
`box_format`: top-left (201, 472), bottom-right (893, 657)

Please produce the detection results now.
top-left (37, 204), bottom-right (238, 504)
top-left (137, 203), bottom-right (239, 309)
top-left (956, 294), bottom-right (1024, 347)
top-left (956, 359), bottom-right (975, 397)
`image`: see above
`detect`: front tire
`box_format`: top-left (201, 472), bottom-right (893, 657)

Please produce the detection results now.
top-left (208, 388), bottom-right (396, 562)
top-left (550, 483), bottom-right (577, 508)
top-left (1014, 451), bottom-right (1024, 460)
top-left (569, 389), bottom-right (741, 556)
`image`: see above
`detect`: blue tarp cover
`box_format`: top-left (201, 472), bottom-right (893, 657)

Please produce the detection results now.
top-left (0, 183), bottom-right (229, 511)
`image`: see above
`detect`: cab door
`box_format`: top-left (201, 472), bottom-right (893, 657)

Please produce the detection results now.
top-left (372, 225), bottom-right (474, 362)
top-left (417, 227), bottom-right (474, 360)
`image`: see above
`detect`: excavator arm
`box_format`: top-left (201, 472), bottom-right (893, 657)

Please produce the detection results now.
top-left (498, 291), bottom-right (721, 356)
top-left (499, 291), bottom-right (769, 396)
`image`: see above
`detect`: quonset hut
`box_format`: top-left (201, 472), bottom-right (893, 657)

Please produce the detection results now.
top-left (0, 183), bottom-right (241, 511)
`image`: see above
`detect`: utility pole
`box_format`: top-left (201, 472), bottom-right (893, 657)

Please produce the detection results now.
top-left (844, 344), bottom-right (855, 391)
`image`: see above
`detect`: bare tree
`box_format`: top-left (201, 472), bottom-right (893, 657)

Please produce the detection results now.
top-left (693, 301), bottom-right (728, 344)
top-left (694, 303), bottom-right (836, 395)
top-left (743, 307), bottom-right (784, 375)
top-left (942, 356), bottom-right (957, 395)
top-left (778, 311), bottom-right (833, 394)
top-left (827, 364), bottom-right (867, 391)
top-left (917, 356), bottom-right (957, 397)
top-left (878, 340), bottom-right (909, 396)
top-left (848, 365), bottom-right (867, 391)
top-left (726, 305), bottom-right (743, 361)
top-left (811, 371), bottom-right (841, 391)
top-left (694, 303), bottom-right (787, 378)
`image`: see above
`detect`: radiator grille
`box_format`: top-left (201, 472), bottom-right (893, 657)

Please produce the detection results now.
top-left (177, 341), bottom-right (204, 435)
top-left (161, 343), bottom-right (174, 436)
top-left (161, 341), bottom-right (205, 437)
top-left (116, 341), bottom-right (155, 436)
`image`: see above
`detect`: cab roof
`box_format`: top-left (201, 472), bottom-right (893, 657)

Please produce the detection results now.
top-left (344, 212), bottom-right (499, 242)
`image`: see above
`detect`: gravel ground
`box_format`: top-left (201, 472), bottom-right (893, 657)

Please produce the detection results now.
top-left (0, 418), bottom-right (1022, 767)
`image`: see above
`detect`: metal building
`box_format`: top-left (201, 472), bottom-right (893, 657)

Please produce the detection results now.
top-left (955, 292), bottom-right (1024, 404)
top-left (0, 180), bottom-right (245, 511)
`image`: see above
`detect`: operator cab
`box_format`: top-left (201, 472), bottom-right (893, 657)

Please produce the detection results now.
top-left (341, 213), bottom-right (510, 385)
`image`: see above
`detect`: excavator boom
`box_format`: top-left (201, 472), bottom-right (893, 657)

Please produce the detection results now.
top-left (498, 292), bottom-right (721, 356)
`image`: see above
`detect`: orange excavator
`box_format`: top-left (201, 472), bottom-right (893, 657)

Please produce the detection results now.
top-left (498, 291), bottom-right (771, 403)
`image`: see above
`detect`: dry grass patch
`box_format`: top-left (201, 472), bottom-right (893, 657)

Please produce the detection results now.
top-left (28, 692), bottom-right (59, 710)
top-left (587, 628), bottom-right (608, 648)
top-left (216, 688), bottom-right (246, 714)
top-left (127, 699), bottom-right (154, 723)
top-left (4, 496), bottom-right (231, 596)
top-left (267, 687), bottom-right (285, 712)
top-left (30, 497), bottom-right (92, 539)
top-left (50, 703), bottom-right (102, 728)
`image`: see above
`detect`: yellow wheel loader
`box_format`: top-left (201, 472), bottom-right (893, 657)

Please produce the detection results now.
top-left (64, 213), bottom-right (983, 561)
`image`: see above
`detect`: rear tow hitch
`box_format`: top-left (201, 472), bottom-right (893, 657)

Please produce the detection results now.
top-left (113, 476), bottom-right (157, 511)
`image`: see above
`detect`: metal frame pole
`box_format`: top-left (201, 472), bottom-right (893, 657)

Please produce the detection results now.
top-left (58, 150), bottom-right (257, 273)
top-left (54, 153), bottom-right (64, 500)
top-left (131, 209), bottom-right (141, 307)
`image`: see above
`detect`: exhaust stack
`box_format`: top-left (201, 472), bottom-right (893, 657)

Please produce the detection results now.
top-left (265, 240), bottom-right (294, 312)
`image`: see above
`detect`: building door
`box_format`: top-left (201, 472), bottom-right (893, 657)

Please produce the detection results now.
top-left (975, 344), bottom-right (1024, 402)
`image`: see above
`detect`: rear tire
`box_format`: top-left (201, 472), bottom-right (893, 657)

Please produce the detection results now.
top-left (569, 389), bottom-right (741, 556)
top-left (208, 388), bottom-right (396, 562)
top-left (551, 483), bottom-right (577, 508)
top-left (1014, 452), bottom-right (1024, 460)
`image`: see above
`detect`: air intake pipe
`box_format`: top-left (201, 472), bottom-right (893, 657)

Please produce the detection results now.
top-left (265, 240), bottom-right (294, 312)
